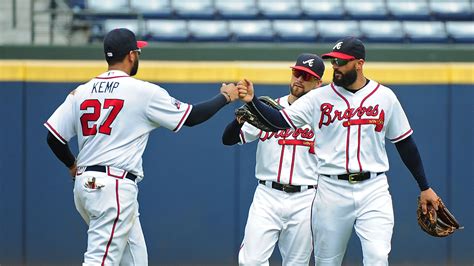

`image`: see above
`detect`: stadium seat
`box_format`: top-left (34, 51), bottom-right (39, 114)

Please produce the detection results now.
top-left (130, 0), bottom-right (173, 18)
top-left (360, 21), bottom-right (404, 43)
top-left (88, 19), bottom-right (144, 42)
top-left (273, 20), bottom-right (317, 42)
top-left (102, 19), bottom-right (142, 36)
top-left (146, 20), bottom-right (189, 41)
top-left (188, 21), bottom-right (231, 41)
top-left (403, 21), bottom-right (449, 43)
top-left (70, 0), bottom-right (86, 10)
top-left (345, 0), bottom-right (388, 20)
top-left (301, 0), bottom-right (345, 20)
top-left (387, 0), bottom-right (431, 20)
top-left (171, 0), bottom-right (215, 19)
top-left (258, 0), bottom-right (302, 19)
top-left (446, 21), bottom-right (474, 43)
top-left (316, 21), bottom-right (361, 42)
top-left (429, 0), bottom-right (473, 21)
top-left (86, 0), bottom-right (129, 13)
top-left (229, 20), bottom-right (274, 42)
top-left (215, 0), bottom-right (259, 19)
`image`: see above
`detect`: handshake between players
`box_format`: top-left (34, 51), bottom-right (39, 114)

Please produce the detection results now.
top-left (237, 78), bottom-right (255, 103)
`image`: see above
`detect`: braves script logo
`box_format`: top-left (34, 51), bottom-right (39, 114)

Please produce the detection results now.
top-left (302, 59), bottom-right (314, 67)
top-left (319, 103), bottom-right (385, 132)
top-left (260, 128), bottom-right (315, 153)
top-left (333, 41), bottom-right (343, 50)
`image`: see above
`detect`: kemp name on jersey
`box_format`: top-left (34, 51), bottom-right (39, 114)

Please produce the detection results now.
top-left (91, 81), bottom-right (120, 93)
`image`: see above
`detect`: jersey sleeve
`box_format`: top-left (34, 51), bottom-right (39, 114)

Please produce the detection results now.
top-left (44, 93), bottom-right (77, 144)
top-left (146, 86), bottom-right (192, 132)
top-left (239, 122), bottom-right (261, 144)
top-left (280, 92), bottom-right (315, 129)
top-left (386, 94), bottom-right (413, 143)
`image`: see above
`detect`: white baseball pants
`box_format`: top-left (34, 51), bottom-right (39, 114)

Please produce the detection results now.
top-left (239, 183), bottom-right (316, 266)
top-left (312, 174), bottom-right (393, 266)
top-left (74, 172), bottom-right (148, 265)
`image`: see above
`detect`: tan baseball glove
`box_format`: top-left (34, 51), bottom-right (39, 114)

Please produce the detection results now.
top-left (417, 197), bottom-right (463, 237)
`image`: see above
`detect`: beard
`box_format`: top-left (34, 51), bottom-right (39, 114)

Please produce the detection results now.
top-left (130, 59), bottom-right (139, 76)
top-left (289, 82), bottom-right (307, 98)
top-left (333, 68), bottom-right (357, 87)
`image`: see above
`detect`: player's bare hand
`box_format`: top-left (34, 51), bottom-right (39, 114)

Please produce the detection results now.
top-left (237, 78), bottom-right (254, 103)
top-left (69, 162), bottom-right (77, 179)
top-left (419, 188), bottom-right (439, 214)
top-left (220, 83), bottom-right (239, 103)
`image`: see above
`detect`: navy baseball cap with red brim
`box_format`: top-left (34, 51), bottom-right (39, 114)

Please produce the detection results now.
top-left (290, 53), bottom-right (325, 80)
top-left (104, 28), bottom-right (148, 59)
top-left (322, 37), bottom-right (365, 60)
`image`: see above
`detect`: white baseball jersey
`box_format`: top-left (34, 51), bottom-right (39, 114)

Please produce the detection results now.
top-left (44, 70), bottom-right (192, 179)
top-left (281, 80), bottom-right (412, 175)
top-left (239, 95), bottom-right (318, 185)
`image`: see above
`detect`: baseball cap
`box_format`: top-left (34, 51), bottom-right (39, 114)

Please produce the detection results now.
top-left (321, 37), bottom-right (365, 60)
top-left (290, 53), bottom-right (325, 80)
top-left (104, 28), bottom-right (148, 59)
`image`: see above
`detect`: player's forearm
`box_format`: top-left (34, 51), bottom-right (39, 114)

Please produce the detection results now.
top-left (184, 94), bottom-right (228, 127)
top-left (394, 136), bottom-right (430, 191)
top-left (47, 132), bottom-right (76, 168)
top-left (222, 119), bottom-right (243, 145)
top-left (249, 96), bottom-right (290, 130)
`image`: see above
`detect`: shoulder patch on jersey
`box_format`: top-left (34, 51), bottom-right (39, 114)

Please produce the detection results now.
top-left (171, 98), bottom-right (181, 109)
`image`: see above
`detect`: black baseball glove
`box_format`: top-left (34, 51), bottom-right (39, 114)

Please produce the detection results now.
top-left (235, 96), bottom-right (284, 132)
top-left (417, 197), bottom-right (463, 237)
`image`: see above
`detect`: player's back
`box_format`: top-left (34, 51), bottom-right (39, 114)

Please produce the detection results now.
top-left (72, 70), bottom-right (159, 176)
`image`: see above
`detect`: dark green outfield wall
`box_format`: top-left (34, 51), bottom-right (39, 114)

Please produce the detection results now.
top-left (1, 43), bottom-right (473, 61)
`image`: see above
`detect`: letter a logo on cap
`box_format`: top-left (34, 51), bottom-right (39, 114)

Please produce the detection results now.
top-left (333, 42), bottom-right (343, 50)
top-left (302, 59), bottom-right (314, 67)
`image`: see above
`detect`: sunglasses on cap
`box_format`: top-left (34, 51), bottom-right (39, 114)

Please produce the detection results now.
top-left (331, 58), bottom-right (355, 66)
top-left (292, 70), bottom-right (317, 81)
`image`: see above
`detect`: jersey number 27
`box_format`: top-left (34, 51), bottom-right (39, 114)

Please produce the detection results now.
top-left (80, 99), bottom-right (124, 136)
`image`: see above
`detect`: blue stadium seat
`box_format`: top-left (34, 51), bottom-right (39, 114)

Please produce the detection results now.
top-left (387, 0), bottom-right (431, 20)
top-left (130, 0), bottom-right (173, 18)
top-left (229, 20), bottom-right (274, 42)
top-left (345, 0), bottom-right (388, 20)
top-left (316, 21), bottom-right (361, 42)
top-left (273, 20), bottom-right (317, 42)
top-left (258, 0), bottom-right (302, 19)
top-left (146, 20), bottom-right (189, 41)
top-left (102, 19), bottom-right (142, 35)
top-left (86, 0), bottom-right (130, 13)
top-left (429, 0), bottom-right (473, 21)
top-left (215, 0), bottom-right (259, 19)
top-left (188, 21), bottom-right (231, 41)
top-left (70, 0), bottom-right (86, 10)
top-left (403, 21), bottom-right (449, 43)
top-left (360, 21), bottom-right (404, 43)
top-left (301, 0), bottom-right (345, 20)
top-left (446, 21), bottom-right (474, 43)
top-left (171, 0), bottom-right (215, 19)
top-left (89, 19), bottom-right (144, 41)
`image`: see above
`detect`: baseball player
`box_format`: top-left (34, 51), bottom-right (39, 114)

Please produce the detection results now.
top-left (223, 54), bottom-right (325, 265)
top-left (236, 37), bottom-right (440, 265)
top-left (44, 28), bottom-right (240, 265)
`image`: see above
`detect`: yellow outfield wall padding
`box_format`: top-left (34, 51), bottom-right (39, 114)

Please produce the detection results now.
top-left (0, 60), bottom-right (472, 84)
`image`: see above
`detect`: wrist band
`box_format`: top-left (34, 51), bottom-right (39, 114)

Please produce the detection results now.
top-left (221, 91), bottom-right (231, 103)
